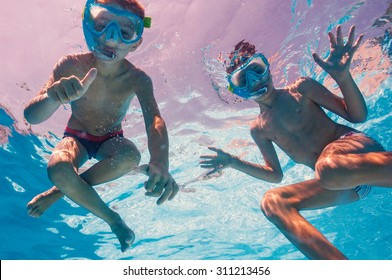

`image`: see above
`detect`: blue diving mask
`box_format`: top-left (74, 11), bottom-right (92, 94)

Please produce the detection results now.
top-left (82, 0), bottom-right (151, 60)
top-left (227, 53), bottom-right (270, 100)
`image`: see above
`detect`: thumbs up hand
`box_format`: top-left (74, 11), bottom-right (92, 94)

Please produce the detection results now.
top-left (47, 68), bottom-right (97, 105)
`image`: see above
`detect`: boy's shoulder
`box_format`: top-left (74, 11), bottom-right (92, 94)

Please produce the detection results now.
top-left (289, 77), bottom-right (313, 90)
top-left (287, 77), bottom-right (323, 96)
top-left (56, 53), bottom-right (92, 66)
top-left (250, 115), bottom-right (268, 138)
top-left (53, 53), bottom-right (93, 78)
top-left (125, 61), bottom-right (149, 78)
top-left (125, 63), bottom-right (153, 88)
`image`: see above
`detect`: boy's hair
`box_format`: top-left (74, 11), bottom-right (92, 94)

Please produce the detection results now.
top-left (97, 0), bottom-right (145, 19)
top-left (226, 40), bottom-right (257, 74)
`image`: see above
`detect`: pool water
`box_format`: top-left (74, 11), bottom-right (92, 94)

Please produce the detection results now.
top-left (0, 0), bottom-right (391, 260)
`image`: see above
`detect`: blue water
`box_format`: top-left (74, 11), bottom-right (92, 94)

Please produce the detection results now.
top-left (1, 0), bottom-right (391, 260)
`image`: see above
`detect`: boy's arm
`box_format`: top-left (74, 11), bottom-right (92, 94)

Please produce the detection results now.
top-left (135, 74), bottom-right (178, 205)
top-left (311, 25), bottom-right (367, 123)
top-left (200, 127), bottom-right (283, 183)
top-left (24, 75), bottom-right (61, 124)
top-left (24, 58), bottom-right (96, 124)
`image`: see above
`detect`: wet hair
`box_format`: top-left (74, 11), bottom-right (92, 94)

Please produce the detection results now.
top-left (226, 40), bottom-right (257, 74)
top-left (97, 0), bottom-right (145, 19)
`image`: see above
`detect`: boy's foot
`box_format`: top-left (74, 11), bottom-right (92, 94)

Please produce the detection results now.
top-left (26, 187), bottom-right (64, 217)
top-left (110, 220), bottom-right (135, 252)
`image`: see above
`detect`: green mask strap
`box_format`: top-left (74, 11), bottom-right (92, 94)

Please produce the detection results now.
top-left (143, 17), bottom-right (152, 28)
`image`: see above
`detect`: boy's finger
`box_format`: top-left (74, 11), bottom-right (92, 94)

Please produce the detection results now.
top-left (207, 147), bottom-right (220, 153)
top-left (62, 82), bottom-right (76, 100)
top-left (199, 157), bottom-right (214, 161)
top-left (336, 25), bottom-right (343, 46)
top-left (70, 78), bottom-right (84, 96)
top-left (312, 53), bottom-right (326, 69)
top-left (206, 169), bottom-right (218, 176)
top-left (145, 186), bottom-right (163, 197)
top-left (144, 174), bottom-right (159, 192)
top-left (81, 68), bottom-right (97, 91)
top-left (151, 182), bottom-right (165, 197)
top-left (157, 183), bottom-right (173, 205)
top-left (57, 87), bottom-right (71, 104)
top-left (134, 164), bottom-right (149, 175)
top-left (168, 181), bottom-right (179, 201)
top-left (328, 32), bottom-right (337, 48)
top-left (49, 89), bottom-right (64, 104)
top-left (64, 80), bottom-right (82, 100)
top-left (351, 34), bottom-right (363, 52)
top-left (200, 164), bottom-right (215, 169)
top-left (199, 161), bottom-right (213, 166)
top-left (346, 25), bottom-right (355, 47)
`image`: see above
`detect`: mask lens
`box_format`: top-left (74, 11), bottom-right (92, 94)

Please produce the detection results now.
top-left (247, 56), bottom-right (268, 75)
top-left (85, 4), bottom-right (143, 44)
top-left (228, 54), bottom-right (269, 88)
top-left (226, 54), bottom-right (270, 99)
top-left (230, 71), bottom-right (247, 88)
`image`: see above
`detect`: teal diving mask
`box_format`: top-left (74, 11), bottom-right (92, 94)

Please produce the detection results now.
top-left (227, 53), bottom-right (270, 100)
top-left (82, 0), bottom-right (151, 60)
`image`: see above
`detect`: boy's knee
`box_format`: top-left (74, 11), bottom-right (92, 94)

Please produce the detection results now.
top-left (47, 160), bottom-right (75, 185)
top-left (131, 148), bottom-right (142, 166)
top-left (260, 189), bottom-right (284, 221)
top-left (110, 145), bottom-right (141, 174)
top-left (315, 158), bottom-right (340, 190)
top-left (122, 146), bottom-right (141, 168)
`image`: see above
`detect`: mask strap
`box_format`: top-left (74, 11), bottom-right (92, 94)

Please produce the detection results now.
top-left (143, 17), bottom-right (152, 28)
top-left (83, 0), bottom-right (152, 29)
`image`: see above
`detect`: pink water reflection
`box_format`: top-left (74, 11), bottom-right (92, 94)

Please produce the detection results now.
top-left (0, 0), bottom-right (390, 137)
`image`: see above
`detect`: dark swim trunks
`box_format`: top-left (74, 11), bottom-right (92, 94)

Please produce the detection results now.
top-left (353, 185), bottom-right (372, 199)
top-left (63, 126), bottom-right (124, 159)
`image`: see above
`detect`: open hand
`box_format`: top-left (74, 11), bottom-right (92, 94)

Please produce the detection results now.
top-left (139, 163), bottom-right (179, 205)
top-left (47, 68), bottom-right (97, 105)
top-left (199, 147), bottom-right (234, 176)
top-left (312, 25), bottom-right (363, 79)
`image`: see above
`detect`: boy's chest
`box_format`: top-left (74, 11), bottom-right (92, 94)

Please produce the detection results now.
top-left (263, 93), bottom-right (308, 132)
top-left (76, 81), bottom-right (134, 114)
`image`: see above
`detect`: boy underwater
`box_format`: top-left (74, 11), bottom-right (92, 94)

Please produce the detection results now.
top-left (200, 25), bottom-right (392, 259)
top-left (24, 0), bottom-right (178, 252)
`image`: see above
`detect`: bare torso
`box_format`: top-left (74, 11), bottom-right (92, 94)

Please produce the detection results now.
top-left (60, 53), bottom-right (141, 136)
top-left (254, 87), bottom-right (353, 168)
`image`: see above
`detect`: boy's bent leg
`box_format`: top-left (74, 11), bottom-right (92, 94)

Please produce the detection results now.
top-left (27, 137), bottom-right (140, 218)
top-left (27, 137), bottom-right (89, 217)
top-left (82, 137), bottom-right (140, 252)
top-left (315, 134), bottom-right (392, 189)
top-left (260, 179), bottom-right (358, 260)
top-left (47, 137), bottom-right (135, 252)
top-left (81, 136), bottom-right (141, 186)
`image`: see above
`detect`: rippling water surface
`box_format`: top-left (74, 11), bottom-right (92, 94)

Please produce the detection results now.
top-left (0, 0), bottom-right (391, 260)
